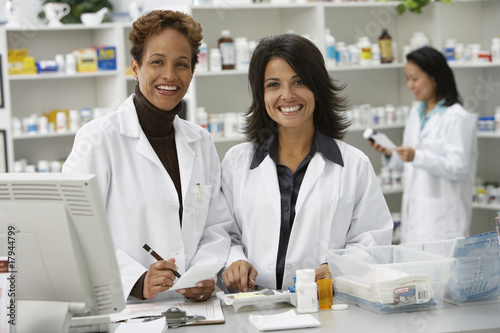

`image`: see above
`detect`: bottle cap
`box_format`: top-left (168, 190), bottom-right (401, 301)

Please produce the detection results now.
top-left (362, 127), bottom-right (374, 140)
top-left (296, 269), bottom-right (315, 282)
top-left (331, 304), bottom-right (349, 311)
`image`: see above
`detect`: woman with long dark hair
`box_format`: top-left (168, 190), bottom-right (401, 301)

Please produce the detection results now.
top-left (369, 46), bottom-right (477, 244)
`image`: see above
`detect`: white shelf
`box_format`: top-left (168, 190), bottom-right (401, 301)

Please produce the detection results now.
top-left (381, 186), bottom-right (404, 195)
top-left (13, 132), bottom-right (77, 140)
top-left (213, 135), bottom-right (245, 143)
top-left (448, 62), bottom-right (500, 69)
top-left (5, 22), bottom-right (121, 32)
top-left (328, 63), bottom-right (404, 72)
top-left (349, 123), bottom-right (405, 132)
top-left (477, 132), bottom-right (500, 138)
top-left (472, 203), bottom-right (500, 211)
top-left (9, 71), bottom-right (118, 81)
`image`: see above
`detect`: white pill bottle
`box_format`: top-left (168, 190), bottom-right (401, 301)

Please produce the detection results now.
top-left (295, 269), bottom-right (318, 313)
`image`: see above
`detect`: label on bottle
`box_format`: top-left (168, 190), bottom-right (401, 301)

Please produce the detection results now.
top-left (219, 42), bottom-right (235, 67)
top-left (379, 39), bottom-right (393, 63)
top-left (327, 45), bottom-right (336, 60)
top-left (361, 47), bottom-right (372, 60)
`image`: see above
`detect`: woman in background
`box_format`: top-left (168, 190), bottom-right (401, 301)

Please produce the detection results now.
top-left (221, 34), bottom-right (393, 292)
top-left (369, 46), bottom-right (477, 244)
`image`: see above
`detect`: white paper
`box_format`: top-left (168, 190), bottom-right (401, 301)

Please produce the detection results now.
top-left (249, 309), bottom-right (320, 331)
top-left (110, 298), bottom-right (224, 324)
top-left (171, 262), bottom-right (224, 290)
top-left (114, 317), bottom-right (166, 333)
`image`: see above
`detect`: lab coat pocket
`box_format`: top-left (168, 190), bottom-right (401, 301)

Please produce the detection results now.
top-left (185, 184), bottom-right (212, 239)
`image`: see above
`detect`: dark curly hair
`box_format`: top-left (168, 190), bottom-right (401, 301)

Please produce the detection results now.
top-left (245, 33), bottom-right (350, 146)
top-left (129, 10), bottom-right (203, 70)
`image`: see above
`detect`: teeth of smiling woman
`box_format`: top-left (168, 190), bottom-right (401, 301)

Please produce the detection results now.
top-left (158, 85), bottom-right (177, 91)
top-left (280, 105), bottom-right (302, 112)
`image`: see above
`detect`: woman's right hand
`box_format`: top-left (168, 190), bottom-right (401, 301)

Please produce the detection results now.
top-left (368, 140), bottom-right (393, 158)
top-left (143, 258), bottom-right (178, 299)
top-left (223, 260), bottom-right (258, 292)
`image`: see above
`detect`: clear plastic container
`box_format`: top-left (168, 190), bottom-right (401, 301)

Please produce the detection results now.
top-left (327, 246), bottom-right (452, 314)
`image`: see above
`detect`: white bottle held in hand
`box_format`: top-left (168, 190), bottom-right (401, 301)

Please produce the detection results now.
top-left (295, 269), bottom-right (318, 313)
top-left (363, 128), bottom-right (396, 149)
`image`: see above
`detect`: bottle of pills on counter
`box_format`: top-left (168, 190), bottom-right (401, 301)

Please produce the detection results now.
top-left (218, 30), bottom-right (235, 70)
top-left (295, 269), bottom-right (318, 314)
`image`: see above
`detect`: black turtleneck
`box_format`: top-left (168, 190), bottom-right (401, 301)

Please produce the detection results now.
top-left (133, 85), bottom-right (184, 225)
top-left (130, 85), bottom-right (185, 300)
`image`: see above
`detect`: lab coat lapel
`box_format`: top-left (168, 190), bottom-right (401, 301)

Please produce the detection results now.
top-left (260, 156), bottom-right (281, 221)
top-left (295, 155), bottom-right (325, 213)
top-left (118, 96), bottom-right (166, 170)
top-left (173, 118), bottom-right (196, 205)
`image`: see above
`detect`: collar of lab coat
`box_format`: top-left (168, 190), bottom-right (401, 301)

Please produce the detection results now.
top-left (117, 94), bottom-right (202, 144)
top-left (249, 129), bottom-right (343, 170)
top-left (418, 98), bottom-right (447, 132)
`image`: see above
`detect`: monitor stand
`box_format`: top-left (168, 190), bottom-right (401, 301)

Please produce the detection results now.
top-left (18, 300), bottom-right (72, 333)
top-left (17, 300), bottom-right (111, 333)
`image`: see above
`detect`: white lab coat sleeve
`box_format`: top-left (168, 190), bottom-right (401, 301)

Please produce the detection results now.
top-left (188, 140), bottom-right (232, 271)
top-left (220, 146), bottom-right (249, 268)
top-left (62, 121), bottom-right (147, 298)
top-left (62, 121), bottom-right (111, 200)
top-left (412, 111), bottom-right (474, 181)
top-left (116, 249), bottom-right (148, 300)
top-left (345, 155), bottom-right (393, 248)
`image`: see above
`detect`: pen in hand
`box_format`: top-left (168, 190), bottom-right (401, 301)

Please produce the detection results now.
top-left (143, 243), bottom-right (182, 278)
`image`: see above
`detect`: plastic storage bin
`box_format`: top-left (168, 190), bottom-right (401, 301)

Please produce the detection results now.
top-left (401, 232), bottom-right (500, 306)
top-left (327, 245), bottom-right (452, 314)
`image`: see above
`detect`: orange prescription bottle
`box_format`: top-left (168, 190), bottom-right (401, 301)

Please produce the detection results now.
top-left (318, 279), bottom-right (333, 309)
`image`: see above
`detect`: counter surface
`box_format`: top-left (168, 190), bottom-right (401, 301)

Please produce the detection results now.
top-left (113, 298), bottom-right (500, 333)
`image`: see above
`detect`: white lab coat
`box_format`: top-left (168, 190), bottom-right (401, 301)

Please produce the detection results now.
top-left (63, 95), bottom-right (232, 301)
top-left (221, 139), bottom-right (393, 290)
top-left (385, 102), bottom-right (477, 244)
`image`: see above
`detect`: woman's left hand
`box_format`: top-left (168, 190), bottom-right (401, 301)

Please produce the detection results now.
top-left (315, 263), bottom-right (332, 281)
top-left (394, 146), bottom-right (415, 162)
top-left (176, 278), bottom-right (215, 302)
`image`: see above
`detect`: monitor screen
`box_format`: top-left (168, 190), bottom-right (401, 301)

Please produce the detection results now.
top-left (0, 173), bottom-right (125, 333)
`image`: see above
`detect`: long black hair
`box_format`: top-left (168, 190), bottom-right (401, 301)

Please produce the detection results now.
top-left (406, 46), bottom-right (461, 106)
top-left (245, 34), bottom-right (350, 146)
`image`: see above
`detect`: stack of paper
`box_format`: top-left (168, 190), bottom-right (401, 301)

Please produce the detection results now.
top-left (249, 310), bottom-right (320, 331)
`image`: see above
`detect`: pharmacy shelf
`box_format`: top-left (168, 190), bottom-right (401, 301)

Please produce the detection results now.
top-left (349, 123), bottom-right (405, 132)
top-left (477, 132), bottom-right (500, 138)
top-left (449, 62), bottom-right (500, 69)
top-left (13, 132), bottom-right (77, 140)
top-left (5, 22), bottom-right (122, 32)
top-left (327, 63), bottom-right (404, 72)
top-left (213, 135), bottom-right (245, 143)
top-left (9, 71), bottom-right (118, 81)
top-left (381, 186), bottom-right (404, 195)
top-left (472, 202), bottom-right (500, 211)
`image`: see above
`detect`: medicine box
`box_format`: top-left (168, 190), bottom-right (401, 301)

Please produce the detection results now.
top-left (401, 231), bottom-right (500, 306)
top-left (7, 49), bottom-right (37, 75)
top-left (92, 46), bottom-right (116, 70)
top-left (73, 48), bottom-right (97, 72)
top-left (327, 245), bottom-right (452, 314)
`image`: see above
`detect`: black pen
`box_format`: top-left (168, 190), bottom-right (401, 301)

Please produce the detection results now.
top-left (143, 243), bottom-right (181, 278)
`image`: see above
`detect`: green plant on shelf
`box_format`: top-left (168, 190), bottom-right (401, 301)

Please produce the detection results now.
top-left (379, 0), bottom-right (452, 14)
top-left (38, 0), bottom-right (113, 24)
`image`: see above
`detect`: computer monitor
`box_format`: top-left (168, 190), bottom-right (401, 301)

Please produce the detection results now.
top-left (0, 173), bottom-right (125, 333)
